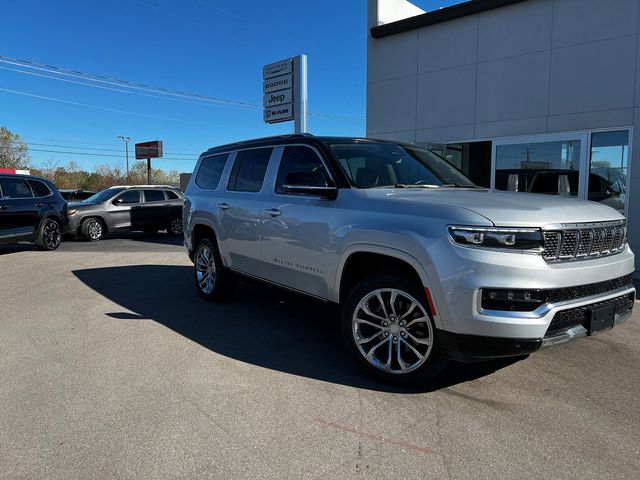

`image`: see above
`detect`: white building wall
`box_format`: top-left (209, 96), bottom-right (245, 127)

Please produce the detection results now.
top-left (367, 0), bottom-right (640, 263)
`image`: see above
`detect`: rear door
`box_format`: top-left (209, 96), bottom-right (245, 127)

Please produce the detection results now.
top-left (164, 189), bottom-right (183, 223)
top-left (142, 189), bottom-right (169, 228)
top-left (215, 147), bottom-right (274, 275)
top-left (0, 176), bottom-right (38, 240)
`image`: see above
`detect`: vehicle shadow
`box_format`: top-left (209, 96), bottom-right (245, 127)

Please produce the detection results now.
top-left (72, 264), bottom-right (523, 393)
top-left (0, 243), bottom-right (36, 255)
top-left (66, 231), bottom-right (183, 247)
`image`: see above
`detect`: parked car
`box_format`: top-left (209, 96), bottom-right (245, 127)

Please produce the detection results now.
top-left (0, 173), bottom-right (67, 250)
top-left (59, 189), bottom-right (96, 202)
top-left (183, 134), bottom-right (635, 384)
top-left (67, 185), bottom-right (184, 241)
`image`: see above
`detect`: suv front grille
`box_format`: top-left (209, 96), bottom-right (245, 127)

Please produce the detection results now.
top-left (542, 220), bottom-right (627, 262)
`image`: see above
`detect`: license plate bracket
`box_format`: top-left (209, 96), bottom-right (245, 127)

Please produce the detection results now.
top-left (588, 304), bottom-right (615, 335)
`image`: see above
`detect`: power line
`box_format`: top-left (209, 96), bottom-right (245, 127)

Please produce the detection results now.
top-left (5, 140), bottom-right (199, 156)
top-left (0, 145), bottom-right (197, 161)
top-left (0, 54), bottom-right (365, 121)
top-left (0, 86), bottom-right (239, 128)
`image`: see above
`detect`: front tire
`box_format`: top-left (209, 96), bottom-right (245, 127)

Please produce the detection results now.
top-left (194, 237), bottom-right (233, 301)
top-left (342, 274), bottom-right (447, 385)
top-left (81, 217), bottom-right (105, 242)
top-left (35, 218), bottom-right (62, 251)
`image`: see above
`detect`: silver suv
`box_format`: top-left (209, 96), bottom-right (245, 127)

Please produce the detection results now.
top-left (184, 134), bottom-right (635, 384)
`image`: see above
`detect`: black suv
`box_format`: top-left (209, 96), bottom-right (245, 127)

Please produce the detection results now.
top-left (0, 173), bottom-right (67, 250)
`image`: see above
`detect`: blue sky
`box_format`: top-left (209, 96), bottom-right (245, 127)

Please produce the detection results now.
top-left (0, 0), bottom-right (461, 173)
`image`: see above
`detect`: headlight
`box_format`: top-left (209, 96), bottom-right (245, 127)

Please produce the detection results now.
top-left (448, 226), bottom-right (543, 251)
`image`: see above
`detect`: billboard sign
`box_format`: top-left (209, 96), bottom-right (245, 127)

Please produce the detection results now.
top-left (262, 55), bottom-right (307, 131)
top-left (135, 140), bottom-right (163, 159)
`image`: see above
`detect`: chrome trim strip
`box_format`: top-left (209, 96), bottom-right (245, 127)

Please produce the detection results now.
top-left (479, 286), bottom-right (636, 319)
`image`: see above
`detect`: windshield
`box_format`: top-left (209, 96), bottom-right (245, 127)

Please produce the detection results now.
top-left (329, 142), bottom-right (476, 188)
top-left (82, 187), bottom-right (124, 204)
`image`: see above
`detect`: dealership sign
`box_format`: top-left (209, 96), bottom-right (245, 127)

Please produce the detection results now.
top-left (262, 55), bottom-right (307, 132)
top-left (135, 140), bottom-right (163, 159)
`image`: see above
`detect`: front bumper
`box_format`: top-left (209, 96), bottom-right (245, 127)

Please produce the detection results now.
top-left (430, 240), bottom-right (635, 340)
top-left (437, 284), bottom-right (635, 361)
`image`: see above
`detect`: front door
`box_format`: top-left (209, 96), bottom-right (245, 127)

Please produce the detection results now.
top-left (260, 145), bottom-right (337, 299)
top-left (108, 189), bottom-right (141, 230)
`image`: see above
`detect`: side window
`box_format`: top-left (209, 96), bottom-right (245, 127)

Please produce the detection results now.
top-left (195, 153), bottom-right (229, 190)
top-left (228, 148), bottom-right (272, 192)
top-left (276, 146), bottom-right (332, 194)
top-left (28, 180), bottom-right (52, 198)
top-left (166, 190), bottom-right (180, 200)
top-left (143, 189), bottom-right (165, 203)
top-left (1, 178), bottom-right (33, 199)
top-left (115, 190), bottom-right (140, 204)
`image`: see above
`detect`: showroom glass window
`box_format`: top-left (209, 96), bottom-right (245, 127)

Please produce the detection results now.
top-left (589, 130), bottom-right (628, 213)
top-left (495, 140), bottom-right (581, 196)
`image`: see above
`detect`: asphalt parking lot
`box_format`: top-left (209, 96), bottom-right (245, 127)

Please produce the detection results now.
top-left (1, 235), bottom-right (639, 480)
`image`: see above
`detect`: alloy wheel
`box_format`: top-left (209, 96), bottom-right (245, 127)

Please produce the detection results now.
top-left (195, 245), bottom-right (216, 294)
top-left (352, 288), bottom-right (433, 374)
top-left (88, 220), bottom-right (102, 240)
top-left (170, 218), bottom-right (183, 235)
top-left (43, 221), bottom-right (61, 249)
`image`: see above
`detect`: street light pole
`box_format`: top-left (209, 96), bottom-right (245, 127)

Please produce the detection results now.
top-left (117, 136), bottom-right (131, 178)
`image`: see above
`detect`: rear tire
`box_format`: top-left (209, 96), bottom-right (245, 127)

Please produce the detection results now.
top-left (341, 273), bottom-right (447, 385)
top-left (81, 217), bottom-right (105, 242)
top-left (167, 217), bottom-right (183, 236)
top-left (193, 237), bottom-right (234, 302)
top-left (35, 218), bottom-right (62, 251)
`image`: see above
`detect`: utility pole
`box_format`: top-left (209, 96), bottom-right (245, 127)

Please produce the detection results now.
top-left (117, 136), bottom-right (131, 178)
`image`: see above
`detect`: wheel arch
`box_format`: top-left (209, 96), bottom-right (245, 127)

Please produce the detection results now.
top-left (78, 215), bottom-right (108, 234)
top-left (335, 245), bottom-right (441, 327)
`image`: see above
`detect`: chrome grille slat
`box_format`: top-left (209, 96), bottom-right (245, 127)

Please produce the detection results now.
top-left (542, 221), bottom-right (626, 262)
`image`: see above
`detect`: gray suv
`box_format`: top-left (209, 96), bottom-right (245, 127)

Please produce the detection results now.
top-left (183, 134), bottom-right (635, 384)
top-left (68, 185), bottom-right (184, 241)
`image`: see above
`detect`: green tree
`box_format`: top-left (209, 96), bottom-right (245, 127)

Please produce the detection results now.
top-left (0, 126), bottom-right (30, 169)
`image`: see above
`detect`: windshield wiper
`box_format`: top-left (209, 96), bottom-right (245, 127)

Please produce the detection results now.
top-left (440, 183), bottom-right (482, 189)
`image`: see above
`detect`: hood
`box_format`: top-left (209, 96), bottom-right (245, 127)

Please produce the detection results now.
top-left (363, 188), bottom-right (624, 227)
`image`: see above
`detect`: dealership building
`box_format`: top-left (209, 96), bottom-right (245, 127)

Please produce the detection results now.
top-left (367, 0), bottom-right (639, 265)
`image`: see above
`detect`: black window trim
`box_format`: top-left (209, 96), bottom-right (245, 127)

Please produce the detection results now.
top-left (273, 144), bottom-right (336, 197)
top-left (225, 146), bottom-right (275, 194)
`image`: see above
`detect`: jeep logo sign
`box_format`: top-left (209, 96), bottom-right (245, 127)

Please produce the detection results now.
top-left (263, 89), bottom-right (292, 108)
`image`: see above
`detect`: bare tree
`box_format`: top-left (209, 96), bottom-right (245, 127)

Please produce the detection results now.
top-left (0, 126), bottom-right (30, 169)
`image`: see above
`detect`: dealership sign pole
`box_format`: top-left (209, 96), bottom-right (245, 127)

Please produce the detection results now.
top-left (262, 54), bottom-right (307, 133)
top-left (135, 140), bottom-right (163, 184)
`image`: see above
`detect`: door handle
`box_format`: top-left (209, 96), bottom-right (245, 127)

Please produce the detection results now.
top-left (265, 208), bottom-right (281, 217)
top-left (35, 203), bottom-right (44, 207)
top-left (163, 203), bottom-right (170, 207)
top-left (0, 205), bottom-right (8, 210)
top-left (217, 203), bottom-right (229, 210)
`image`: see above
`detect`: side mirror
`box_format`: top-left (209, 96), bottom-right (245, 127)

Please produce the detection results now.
top-left (113, 198), bottom-right (123, 205)
top-left (282, 171), bottom-right (337, 199)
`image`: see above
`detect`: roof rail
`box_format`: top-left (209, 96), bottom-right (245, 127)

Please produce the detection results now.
top-left (205, 133), bottom-right (315, 152)
top-left (109, 184), bottom-right (177, 189)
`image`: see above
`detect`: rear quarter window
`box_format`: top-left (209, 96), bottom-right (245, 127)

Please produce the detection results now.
top-left (28, 180), bottom-right (52, 197)
top-left (195, 153), bottom-right (230, 190)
